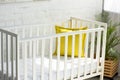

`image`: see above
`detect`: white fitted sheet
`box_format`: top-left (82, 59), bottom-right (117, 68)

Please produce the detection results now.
top-left (0, 57), bottom-right (101, 80)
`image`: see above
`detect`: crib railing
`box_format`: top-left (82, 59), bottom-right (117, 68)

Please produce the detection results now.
top-left (61, 17), bottom-right (107, 29)
top-left (0, 29), bottom-right (18, 80)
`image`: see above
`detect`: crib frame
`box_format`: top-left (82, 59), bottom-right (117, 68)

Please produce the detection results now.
top-left (0, 17), bottom-right (107, 80)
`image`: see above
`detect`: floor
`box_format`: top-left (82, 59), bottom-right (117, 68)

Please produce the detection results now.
top-left (0, 77), bottom-right (120, 80)
top-left (0, 75), bottom-right (120, 80)
top-left (86, 75), bottom-right (120, 80)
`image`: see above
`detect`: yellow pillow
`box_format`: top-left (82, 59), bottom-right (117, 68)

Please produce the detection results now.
top-left (54, 25), bottom-right (87, 57)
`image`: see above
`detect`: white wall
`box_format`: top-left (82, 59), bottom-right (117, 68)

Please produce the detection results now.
top-left (104, 0), bottom-right (120, 13)
top-left (0, 0), bottom-right (102, 27)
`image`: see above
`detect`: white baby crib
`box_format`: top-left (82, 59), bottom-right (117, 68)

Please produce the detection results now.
top-left (0, 17), bottom-right (107, 80)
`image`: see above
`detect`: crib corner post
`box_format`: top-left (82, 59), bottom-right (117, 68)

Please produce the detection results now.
top-left (16, 35), bottom-right (19, 80)
top-left (100, 23), bottom-right (107, 80)
top-left (100, 74), bottom-right (104, 80)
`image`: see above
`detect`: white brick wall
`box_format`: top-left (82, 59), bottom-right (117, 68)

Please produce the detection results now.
top-left (0, 0), bottom-right (102, 27)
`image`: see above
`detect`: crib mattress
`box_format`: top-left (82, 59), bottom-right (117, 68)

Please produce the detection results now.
top-left (0, 57), bottom-right (101, 80)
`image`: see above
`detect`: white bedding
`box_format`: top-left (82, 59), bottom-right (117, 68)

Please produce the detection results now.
top-left (0, 57), bottom-right (101, 80)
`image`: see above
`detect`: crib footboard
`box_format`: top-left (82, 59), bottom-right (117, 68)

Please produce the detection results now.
top-left (0, 29), bottom-right (18, 80)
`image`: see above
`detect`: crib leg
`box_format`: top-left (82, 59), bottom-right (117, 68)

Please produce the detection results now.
top-left (100, 74), bottom-right (104, 80)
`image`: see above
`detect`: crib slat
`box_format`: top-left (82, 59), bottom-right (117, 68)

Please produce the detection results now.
top-left (6, 34), bottom-right (9, 80)
top-left (79, 21), bottom-right (82, 28)
top-left (43, 27), bottom-right (46, 35)
top-left (64, 36), bottom-right (68, 80)
top-left (29, 41), bottom-right (32, 58)
top-left (30, 27), bottom-right (32, 37)
top-left (84, 33), bottom-right (89, 76)
top-left (96, 31), bottom-right (101, 73)
top-left (80, 21), bottom-right (82, 27)
top-left (37, 27), bottom-right (39, 36)
top-left (1, 32), bottom-right (3, 79)
top-left (13, 37), bottom-right (17, 80)
top-left (24, 42), bottom-right (27, 80)
top-left (36, 40), bottom-right (39, 56)
top-left (78, 33), bottom-right (83, 78)
top-left (22, 28), bottom-right (25, 38)
top-left (33, 40), bottom-right (37, 80)
top-left (49, 38), bottom-right (53, 80)
top-left (29, 27), bottom-right (33, 58)
top-left (71, 35), bottom-right (75, 80)
top-left (0, 33), bottom-right (1, 72)
top-left (36, 40), bottom-right (39, 57)
top-left (70, 19), bottom-right (72, 28)
top-left (90, 32), bottom-right (95, 75)
top-left (16, 36), bottom-right (19, 80)
top-left (57, 37), bottom-right (60, 80)
top-left (41, 40), bottom-right (45, 80)
top-left (68, 20), bottom-right (70, 28)
top-left (75, 20), bottom-right (78, 28)
top-left (8, 36), bottom-right (11, 77)
top-left (22, 42), bottom-right (25, 79)
top-left (77, 34), bottom-right (81, 78)
top-left (11, 36), bottom-right (14, 80)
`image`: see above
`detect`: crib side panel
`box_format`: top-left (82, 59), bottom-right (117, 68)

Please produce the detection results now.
top-left (18, 27), bottom-right (106, 80)
top-left (0, 29), bottom-right (18, 80)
